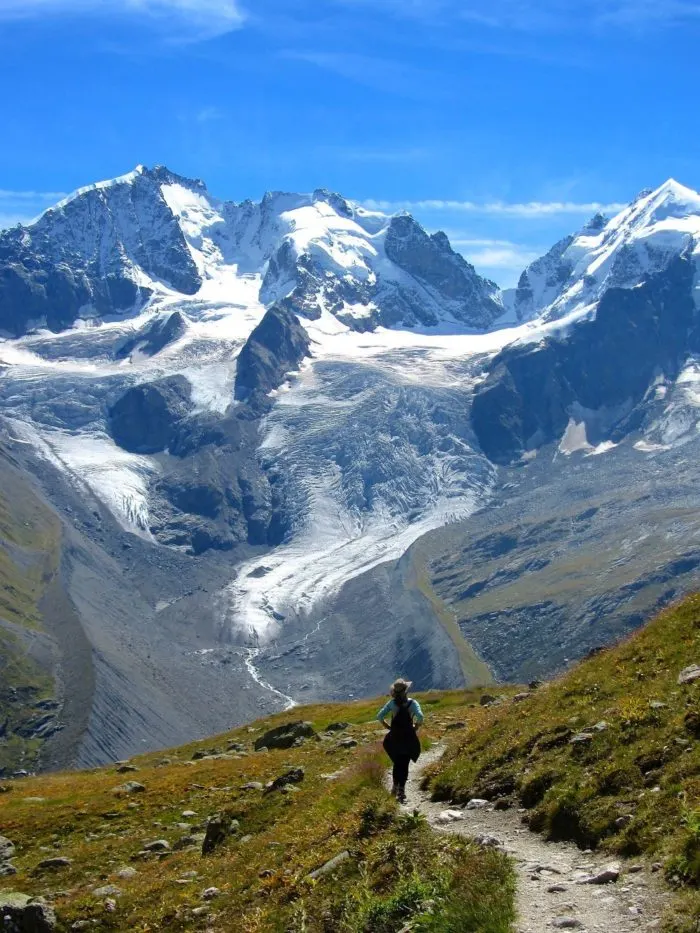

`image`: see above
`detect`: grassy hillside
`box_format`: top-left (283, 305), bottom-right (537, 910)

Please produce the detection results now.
top-left (427, 594), bottom-right (700, 930)
top-left (0, 443), bottom-right (62, 775)
top-left (0, 691), bottom-right (515, 933)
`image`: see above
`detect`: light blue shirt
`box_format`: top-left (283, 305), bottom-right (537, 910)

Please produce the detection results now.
top-left (376, 697), bottom-right (424, 725)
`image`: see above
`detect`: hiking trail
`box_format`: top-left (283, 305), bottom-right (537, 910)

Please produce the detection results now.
top-left (401, 744), bottom-right (671, 933)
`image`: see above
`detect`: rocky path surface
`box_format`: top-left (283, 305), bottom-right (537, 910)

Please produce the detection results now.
top-left (401, 744), bottom-right (671, 933)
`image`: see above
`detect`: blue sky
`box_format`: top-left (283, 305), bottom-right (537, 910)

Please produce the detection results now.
top-left (1, 0), bottom-right (699, 286)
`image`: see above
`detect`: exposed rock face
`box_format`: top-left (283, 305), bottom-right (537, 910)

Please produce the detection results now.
top-left (0, 166), bottom-right (201, 338)
top-left (235, 305), bottom-right (311, 408)
top-left (383, 216), bottom-right (502, 328)
top-left (116, 311), bottom-right (187, 360)
top-left (472, 255), bottom-right (698, 464)
top-left (108, 376), bottom-right (193, 454)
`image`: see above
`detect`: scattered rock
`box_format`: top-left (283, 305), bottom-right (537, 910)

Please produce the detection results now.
top-left (678, 664), bottom-right (700, 685)
top-left (615, 815), bottom-right (633, 830)
top-left (253, 722), bottom-right (316, 751)
top-left (116, 764), bottom-right (138, 774)
top-left (445, 721), bottom-right (467, 731)
top-left (552, 919), bottom-right (583, 929)
top-left (93, 885), bottom-right (122, 898)
top-left (474, 834), bottom-right (502, 849)
top-left (547, 884), bottom-right (568, 893)
top-left (241, 782), bottom-right (264, 791)
top-left (305, 851), bottom-right (351, 880)
top-left (202, 814), bottom-right (231, 855)
top-left (591, 721), bottom-right (609, 732)
top-left (494, 798), bottom-right (512, 811)
top-left (337, 738), bottom-right (358, 749)
top-left (142, 840), bottom-right (170, 852)
top-left (113, 781), bottom-right (145, 795)
top-left (466, 798), bottom-right (490, 810)
top-left (435, 809), bottom-right (465, 824)
top-left (513, 692), bottom-right (531, 703)
top-left (0, 893), bottom-right (56, 933)
top-left (36, 857), bottom-right (72, 871)
top-left (325, 722), bottom-right (350, 733)
top-left (264, 767), bottom-right (305, 795)
top-left (569, 733), bottom-right (593, 745)
top-left (480, 694), bottom-right (497, 706)
top-left (0, 836), bottom-right (15, 861)
top-left (201, 887), bottom-right (220, 900)
top-left (576, 865), bottom-right (620, 885)
top-left (116, 867), bottom-right (138, 879)
top-left (0, 862), bottom-right (18, 877)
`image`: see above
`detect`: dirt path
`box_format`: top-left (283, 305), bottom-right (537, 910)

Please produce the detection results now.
top-left (401, 744), bottom-right (670, 933)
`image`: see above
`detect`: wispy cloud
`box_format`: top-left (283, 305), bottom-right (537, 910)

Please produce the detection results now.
top-left (0, 189), bottom-right (68, 230)
top-left (0, 0), bottom-right (245, 41)
top-left (0, 189), bottom-right (67, 202)
top-left (281, 50), bottom-right (445, 98)
top-left (334, 0), bottom-right (700, 32)
top-left (364, 197), bottom-right (626, 217)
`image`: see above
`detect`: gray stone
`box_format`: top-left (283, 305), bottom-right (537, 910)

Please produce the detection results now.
top-left (0, 835), bottom-right (15, 860)
top-left (466, 798), bottom-right (490, 810)
top-left (253, 722), bottom-right (316, 751)
top-left (142, 840), bottom-right (170, 852)
top-left (552, 920), bottom-right (583, 930)
top-left (264, 767), bottom-right (305, 794)
top-left (0, 893), bottom-right (56, 932)
top-left (678, 664), bottom-right (700, 685)
top-left (36, 857), bottom-right (72, 870)
top-left (305, 850), bottom-right (351, 880)
top-left (113, 781), bottom-right (145, 794)
top-left (576, 865), bottom-right (620, 885)
top-left (92, 885), bottom-right (122, 898)
top-left (201, 887), bottom-right (221, 900)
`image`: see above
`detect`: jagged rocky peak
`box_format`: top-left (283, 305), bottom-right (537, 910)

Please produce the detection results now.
top-left (0, 164), bottom-right (203, 337)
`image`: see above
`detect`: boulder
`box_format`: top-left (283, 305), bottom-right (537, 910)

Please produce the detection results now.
top-left (325, 722), bottom-right (350, 733)
top-left (0, 893), bottom-right (56, 932)
top-left (0, 835), bottom-right (15, 860)
top-left (576, 865), bottom-right (620, 885)
top-left (253, 722), bottom-right (316, 751)
top-left (201, 814), bottom-right (233, 856)
top-left (113, 781), bottom-right (145, 795)
top-left (678, 664), bottom-right (700, 685)
top-left (264, 767), bottom-right (305, 795)
top-left (36, 857), bottom-right (72, 871)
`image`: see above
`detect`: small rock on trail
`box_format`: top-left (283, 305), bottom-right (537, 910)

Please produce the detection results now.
top-left (399, 744), bottom-right (670, 933)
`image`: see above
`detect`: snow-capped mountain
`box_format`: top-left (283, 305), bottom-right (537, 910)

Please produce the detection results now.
top-left (2, 167), bottom-right (700, 769)
top-left (0, 164), bottom-right (504, 339)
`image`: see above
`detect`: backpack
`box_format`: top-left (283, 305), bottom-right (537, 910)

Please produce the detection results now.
top-left (383, 697), bottom-right (421, 763)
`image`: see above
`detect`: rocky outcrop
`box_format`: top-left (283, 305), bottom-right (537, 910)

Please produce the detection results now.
top-left (108, 376), bottom-right (193, 454)
top-left (383, 216), bottom-right (502, 328)
top-left (0, 166), bottom-right (201, 338)
top-left (234, 305), bottom-right (311, 408)
top-left (472, 254), bottom-right (698, 464)
top-left (253, 721), bottom-right (316, 750)
top-left (116, 311), bottom-right (187, 360)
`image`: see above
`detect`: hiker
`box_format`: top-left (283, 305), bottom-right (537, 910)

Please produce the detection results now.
top-left (377, 678), bottom-right (423, 803)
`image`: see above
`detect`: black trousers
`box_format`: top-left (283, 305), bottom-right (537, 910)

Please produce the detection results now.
top-left (392, 754), bottom-right (411, 788)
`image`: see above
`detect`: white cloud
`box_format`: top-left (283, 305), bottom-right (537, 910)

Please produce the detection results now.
top-left (0, 189), bottom-right (67, 202)
top-left (364, 197), bottom-right (626, 217)
top-left (0, 0), bottom-right (245, 40)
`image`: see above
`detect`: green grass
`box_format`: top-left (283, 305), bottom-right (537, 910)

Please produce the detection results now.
top-left (427, 593), bottom-right (700, 930)
top-left (0, 693), bottom-right (515, 932)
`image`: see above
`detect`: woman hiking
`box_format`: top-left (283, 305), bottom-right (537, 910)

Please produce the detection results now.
top-left (377, 678), bottom-right (424, 803)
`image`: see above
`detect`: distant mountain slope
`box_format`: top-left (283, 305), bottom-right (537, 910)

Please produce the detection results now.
top-left (2, 168), bottom-right (700, 771)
